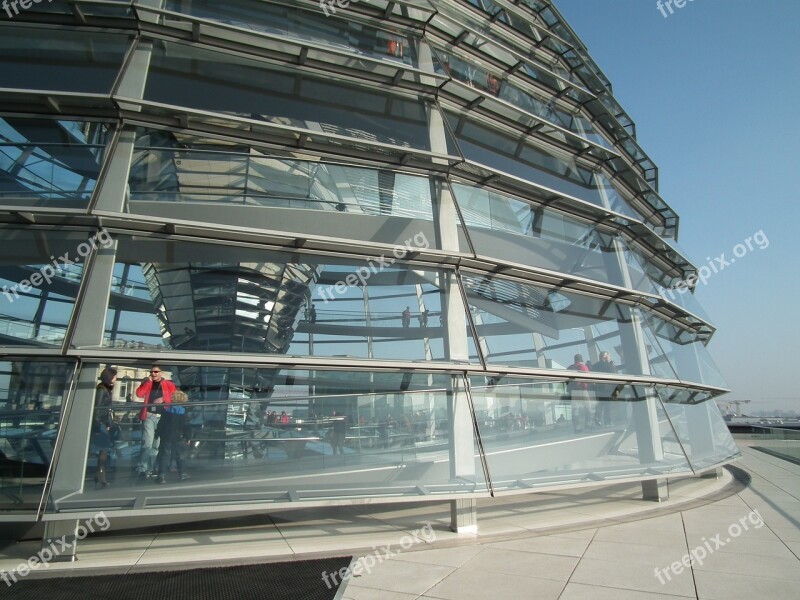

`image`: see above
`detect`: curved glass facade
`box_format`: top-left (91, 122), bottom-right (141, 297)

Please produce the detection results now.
top-left (0, 1), bottom-right (736, 536)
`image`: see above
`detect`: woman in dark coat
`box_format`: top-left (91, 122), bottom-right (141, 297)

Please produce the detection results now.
top-left (92, 366), bottom-right (117, 486)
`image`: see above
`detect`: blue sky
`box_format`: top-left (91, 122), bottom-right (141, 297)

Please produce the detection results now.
top-left (555, 0), bottom-right (800, 413)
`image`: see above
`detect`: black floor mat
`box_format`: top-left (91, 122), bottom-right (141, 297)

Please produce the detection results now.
top-left (2, 557), bottom-right (353, 600)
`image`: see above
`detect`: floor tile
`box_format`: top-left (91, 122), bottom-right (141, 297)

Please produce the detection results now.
top-left (423, 567), bottom-right (564, 600)
top-left (570, 557), bottom-right (696, 597)
top-left (559, 582), bottom-right (698, 600)
top-left (487, 534), bottom-right (591, 557)
top-left (694, 569), bottom-right (798, 600)
top-left (583, 539), bottom-right (689, 567)
top-left (385, 545), bottom-right (483, 568)
top-left (691, 546), bottom-right (800, 580)
top-left (343, 585), bottom-right (419, 600)
top-left (460, 547), bottom-right (579, 582)
top-left (343, 558), bottom-right (454, 596)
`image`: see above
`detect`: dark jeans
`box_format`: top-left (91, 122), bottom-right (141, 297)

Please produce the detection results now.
top-left (595, 401), bottom-right (612, 425)
top-left (157, 441), bottom-right (184, 477)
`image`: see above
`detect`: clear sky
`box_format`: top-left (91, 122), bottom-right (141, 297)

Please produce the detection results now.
top-left (554, 0), bottom-right (800, 413)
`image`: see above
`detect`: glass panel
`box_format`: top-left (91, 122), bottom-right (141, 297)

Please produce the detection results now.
top-left (446, 111), bottom-right (640, 217)
top-left (0, 360), bottom-right (74, 512)
top-left (8, 0), bottom-right (132, 17)
top-left (103, 236), bottom-right (475, 363)
top-left (620, 237), bottom-right (713, 326)
top-left (432, 45), bottom-right (612, 149)
top-left (741, 426), bottom-right (800, 463)
top-left (639, 310), bottom-right (727, 388)
top-left (658, 286), bottom-right (713, 326)
top-left (0, 118), bottom-right (110, 207)
top-left (622, 240), bottom-right (677, 295)
top-left (658, 387), bottom-right (740, 470)
top-left (163, 0), bottom-right (425, 69)
top-left (592, 172), bottom-right (639, 219)
top-left (0, 229), bottom-right (98, 348)
top-left (430, 5), bottom-right (584, 95)
top-left (461, 272), bottom-right (642, 375)
top-left (639, 319), bottom-right (681, 381)
top-left (127, 128), bottom-right (443, 246)
top-left (451, 182), bottom-right (625, 286)
top-left (48, 365), bottom-right (486, 513)
top-left (0, 25), bottom-right (130, 94)
top-left (469, 378), bottom-right (692, 491)
top-left (143, 40), bottom-right (457, 154)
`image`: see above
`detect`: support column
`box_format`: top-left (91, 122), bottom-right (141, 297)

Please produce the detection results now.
top-left (94, 36), bottom-right (155, 214)
top-left (447, 375), bottom-right (477, 533)
top-left (603, 235), bottom-right (669, 501)
top-left (434, 182), bottom-right (477, 532)
top-left (641, 478), bottom-right (669, 502)
top-left (41, 521), bottom-right (79, 563)
top-left (68, 241), bottom-right (118, 348)
top-left (626, 312), bottom-right (668, 502)
top-left (40, 366), bottom-right (107, 559)
top-left (700, 467), bottom-right (724, 480)
top-left (420, 40), bottom-right (478, 531)
top-left (43, 241), bottom-right (119, 556)
top-left (450, 498), bottom-right (478, 533)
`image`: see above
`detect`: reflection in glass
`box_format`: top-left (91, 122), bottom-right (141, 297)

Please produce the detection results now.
top-left (461, 272), bottom-right (636, 373)
top-left (0, 229), bottom-right (90, 348)
top-left (452, 183), bottom-right (624, 286)
top-left (433, 45), bottom-right (612, 149)
top-left (461, 272), bottom-right (719, 386)
top-left (144, 40), bottom-right (453, 153)
top-left (0, 360), bottom-right (73, 511)
top-left (639, 310), bottom-right (727, 388)
top-left (0, 118), bottom-right (109, 207)
top-left (164, 0), bottom-right (423, 68)
top-left (60, 365), bottom-right (486, 511)
top-left (470, 378), bottom-right (692, 491)
top-left (0, 25), bottom-right (130, 94)
top-left (104, 236), bottom-right (473, 362)
top-left (1, 0), bottom-right (132, 17)
top-left (432, 3), bottom-right (585, 94)
top-left (446, 111), bottom-right (640, 217)
top-left (128, 128), bottom-right (435, 222)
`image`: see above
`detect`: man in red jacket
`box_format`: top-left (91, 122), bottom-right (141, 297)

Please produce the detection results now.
top-left (567, 354), bottom-right (591, 432)
top-left (135, 365), bottom-right (176, 477)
